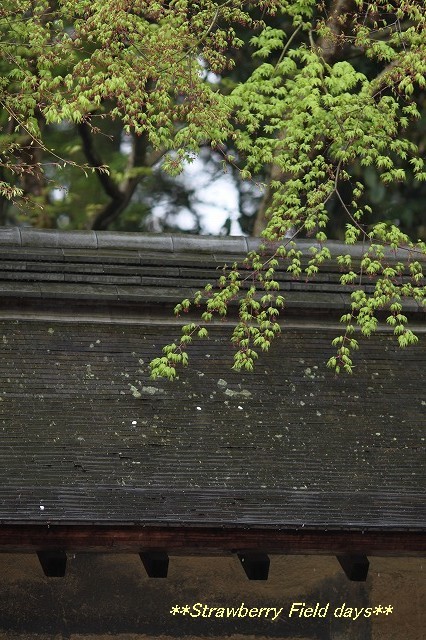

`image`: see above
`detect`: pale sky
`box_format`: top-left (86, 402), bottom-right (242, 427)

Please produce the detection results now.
top-left (152, 156), bottom-right (244, 235)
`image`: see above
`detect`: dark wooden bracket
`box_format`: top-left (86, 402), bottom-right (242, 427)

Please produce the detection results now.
top-left (139, 551), bottom-right (169, 578)
top-left (337, 554), bottom-right (369, 581)
top-left (237, 552), bottom-right (270, 580)
top-left (37, 550), bottom-right (67, 577)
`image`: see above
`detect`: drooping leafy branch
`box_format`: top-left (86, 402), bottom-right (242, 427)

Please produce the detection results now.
top-left (149, 0), bottom-right (426, 379)
top-left (0, 1), bottom-right (425, 377)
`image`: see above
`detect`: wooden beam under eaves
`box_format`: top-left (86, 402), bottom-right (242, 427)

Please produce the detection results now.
top-left (140, 551), bottom-right (169, 578)
top-left (337, 554), bottom-right (370, 581)
top-left (0, 526), bottom-right (424, 555)
top-left (37, 550), bottom-right (67, 577)
top-left (237, 552), bottom-right (270, 580)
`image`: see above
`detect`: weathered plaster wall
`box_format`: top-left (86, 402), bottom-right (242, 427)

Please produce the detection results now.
top-left (0, 554), bottom-right (423, 640)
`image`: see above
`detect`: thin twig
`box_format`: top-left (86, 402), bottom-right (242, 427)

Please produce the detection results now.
top-left (274, 24), bottom-right (302, 72)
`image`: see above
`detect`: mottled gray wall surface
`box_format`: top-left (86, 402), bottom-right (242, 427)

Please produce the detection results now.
top-left (1, 321), bottom-right (424, 530)
top-left (0, 554), bottom-right (423, 640)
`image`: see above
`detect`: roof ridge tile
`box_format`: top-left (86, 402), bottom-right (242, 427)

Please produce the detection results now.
top-left (0, 228), bottom-right (424, 265)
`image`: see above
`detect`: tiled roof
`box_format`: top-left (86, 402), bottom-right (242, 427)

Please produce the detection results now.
top-left (0, 229), bottom-right (424, 542)
top-left (0, 228), bottom-right (424, 314)
top-left (0, 320), bottom-right (424, 531)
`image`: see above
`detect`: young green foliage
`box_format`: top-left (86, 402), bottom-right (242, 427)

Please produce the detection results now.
top-left (0, 1), bottom-right (425, 378)
top-left (148, 0), bottom-right (426, 380)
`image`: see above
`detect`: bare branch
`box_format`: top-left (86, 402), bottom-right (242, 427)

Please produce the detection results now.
top-left (90, 131), bottom-right (157, 230)
top-left (77, 122), bottom-right (122, 201)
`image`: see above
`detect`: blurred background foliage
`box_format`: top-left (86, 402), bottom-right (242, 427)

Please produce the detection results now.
top-left (0, 2), bottom-right (425, 240)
